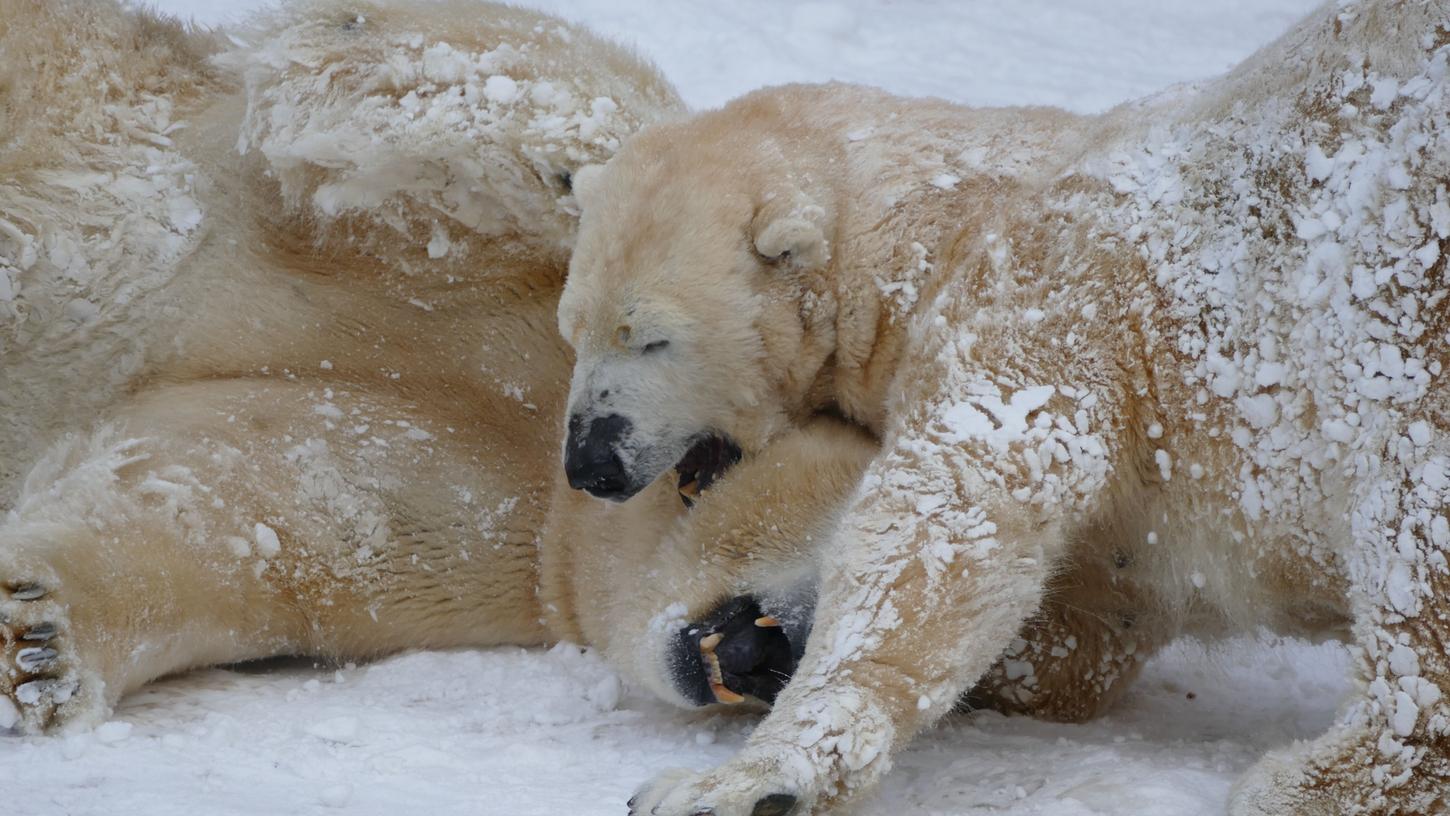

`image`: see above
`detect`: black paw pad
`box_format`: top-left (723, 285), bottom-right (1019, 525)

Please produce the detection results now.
top-left (670, 596), bottom-right (798, 707)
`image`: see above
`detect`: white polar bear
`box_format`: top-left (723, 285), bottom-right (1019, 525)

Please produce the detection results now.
top-left (0, 0), bottom-right (693, 732)
top-left (558, 1), bottom-right (1450, 813)
top-left (0, 0), bottom-right (896, 754)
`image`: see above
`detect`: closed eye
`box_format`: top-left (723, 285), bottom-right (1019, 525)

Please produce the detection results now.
top-left (642, 340), bottom-right (671, 354)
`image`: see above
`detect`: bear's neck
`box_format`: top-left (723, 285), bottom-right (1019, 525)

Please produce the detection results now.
top-left (764, 88), bottom-right (1069, 435)
top-left (807, 177), bottom-right (996, 435)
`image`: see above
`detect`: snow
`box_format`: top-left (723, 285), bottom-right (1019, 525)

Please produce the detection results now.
top-left (10, 637), bottom-right (1349, 815)
top-left (147, 0), bottom-right (1320, 112)
top-left (20, 1), bottom-right (1342, 814)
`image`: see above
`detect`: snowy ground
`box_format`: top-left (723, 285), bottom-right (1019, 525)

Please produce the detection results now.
top-left (25, 1), bottom-right (1344, 814)
top-left (20, 637), bottom-right (1351, 816)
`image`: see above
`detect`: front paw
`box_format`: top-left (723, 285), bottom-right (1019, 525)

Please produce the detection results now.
top-left (628, 748), bottom-right (811, 816)
top-left (670, 595), bottom-right (803, 707)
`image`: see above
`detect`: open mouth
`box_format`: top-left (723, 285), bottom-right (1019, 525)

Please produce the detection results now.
top-left (673, 434), bottom-right (742, 508)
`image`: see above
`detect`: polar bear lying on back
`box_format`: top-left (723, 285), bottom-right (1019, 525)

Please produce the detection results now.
top-left (0, 0), bottom-right (887, 755)
top-left (0, 0), bottom-right (793, 734)
top-left (559, 1), bottom-right (1450, 813)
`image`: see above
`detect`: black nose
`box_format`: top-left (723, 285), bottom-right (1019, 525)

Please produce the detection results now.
top-left (564, 414), bottom-right (634, 500)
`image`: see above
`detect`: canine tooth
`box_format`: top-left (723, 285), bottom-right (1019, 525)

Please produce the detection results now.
top-left (698, 633), bottom-right (722, 652)
top-left (709, 683), bottom-right (745, 705)
top-left (754, 616), bottom-right (782, 628)
top-left (678, 480), bottom-right (701, 498)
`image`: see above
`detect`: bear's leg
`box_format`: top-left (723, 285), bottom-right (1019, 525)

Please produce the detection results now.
top-left (963, 597), bottom-right (1161, 723)
top-left (1230, 446), bottom-right (1450, 815)
top-left (550, 418), bottom-right (879, 709)
top-left (0, 449), bottom-right (308, 733)
top-left (0, 379), bottom-right (553, 733)
top-left (629, 402), bottom-right (1119, 815)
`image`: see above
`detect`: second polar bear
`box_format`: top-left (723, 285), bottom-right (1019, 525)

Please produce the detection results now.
top-left (560, 1), bottom-right (1450, 814)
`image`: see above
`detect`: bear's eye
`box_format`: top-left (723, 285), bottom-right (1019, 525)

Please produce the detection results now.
top-left (641, 340), bottom-right (671, 355)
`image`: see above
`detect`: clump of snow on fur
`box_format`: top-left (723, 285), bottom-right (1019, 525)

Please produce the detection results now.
top-left (224, 6), bottom-right (681, 264)
top-left (1076, 0), bottom-right (1450, 794)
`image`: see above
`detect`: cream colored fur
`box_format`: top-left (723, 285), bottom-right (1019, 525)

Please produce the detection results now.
top-left (0, 0), bottom-right (702, 732)
top-left (0, 0), bottom-right (901, 755)
top-left (562, 1), bottom-right (1450, 813)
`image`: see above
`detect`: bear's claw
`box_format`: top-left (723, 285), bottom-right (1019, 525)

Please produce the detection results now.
top-left (1, 575), bottom-right (98, 734)
top-left (9, 584), bottom-right (46, 602)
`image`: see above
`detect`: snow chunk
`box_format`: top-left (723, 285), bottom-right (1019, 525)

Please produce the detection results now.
top-left (96, 721), bottom-right (133, 744)
top-left (427, 226), bottom-right (452, 259)
top-left (930, 173), bottom-right (960, 190)
top-left (1154, 449), bottom-right (1173, 481)
top-left (483, 75), bottom-right (519, 104)
top-left (254, 523), bottom-right (282, 558)
top-left (941, 385), bottom-right (1056, 447)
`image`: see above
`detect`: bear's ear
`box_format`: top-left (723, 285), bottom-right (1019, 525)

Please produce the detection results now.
top-left (751, 196), bottom-right (829, 271)
top-left (569, 164), bottom-right (607, 211)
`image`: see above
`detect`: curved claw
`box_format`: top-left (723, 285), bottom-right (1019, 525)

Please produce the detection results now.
top-left (10, 584), bottom-right (46, 602)
top-left (16, 646), bottom-right (58, 672)
top-left (21, 623), bottom-right (56, 642)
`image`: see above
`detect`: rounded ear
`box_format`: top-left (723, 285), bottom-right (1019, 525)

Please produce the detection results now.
top-left (751, 197), bottom-right (829, 271)
top-left (570, 164), bottom-right (607, 211)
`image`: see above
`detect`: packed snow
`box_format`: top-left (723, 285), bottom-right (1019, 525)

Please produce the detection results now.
top-left (21, 1), bottom-right (1341, 814)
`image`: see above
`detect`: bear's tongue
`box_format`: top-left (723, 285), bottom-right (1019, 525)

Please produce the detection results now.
top-left (674, 435), bottom-right (743, 508)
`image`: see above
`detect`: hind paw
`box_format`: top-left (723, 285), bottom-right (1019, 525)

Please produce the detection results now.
top-left (0, 579), bottom-right (100, 734)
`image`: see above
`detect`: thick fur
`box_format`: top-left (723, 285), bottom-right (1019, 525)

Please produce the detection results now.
top-left (561, 1), bottom-right (1450, 813)
top-left (0, 0), bottom-right (896, 752)
top-left (0, 0), bottom-right (704, 731)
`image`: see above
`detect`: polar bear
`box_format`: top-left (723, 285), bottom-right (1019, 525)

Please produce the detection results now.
top-left (0, 0), bottom-right (699, 732)
top-left (0, 0), bottom-right (905, 751)
top-left (559, 1), bottom-right (1450, 813)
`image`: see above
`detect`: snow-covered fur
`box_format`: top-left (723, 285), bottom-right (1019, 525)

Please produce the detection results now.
top-left (0, 1), bottom-right (224, 502)
top-left (562, 1), bottom-right (1450, 813)
top-left (0, 0), bottom-right (693, 733)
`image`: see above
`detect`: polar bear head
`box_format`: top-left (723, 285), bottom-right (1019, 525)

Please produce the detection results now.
top-left (557, 97), bottom-right (841, 501)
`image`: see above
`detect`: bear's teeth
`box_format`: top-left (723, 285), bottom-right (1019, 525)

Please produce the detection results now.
top-left (754, 616), bottom-right (781, 628)
top-left (698, 633), bottom-right (722, 652)
top-left (703, 650), bottom-right (725, 685)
